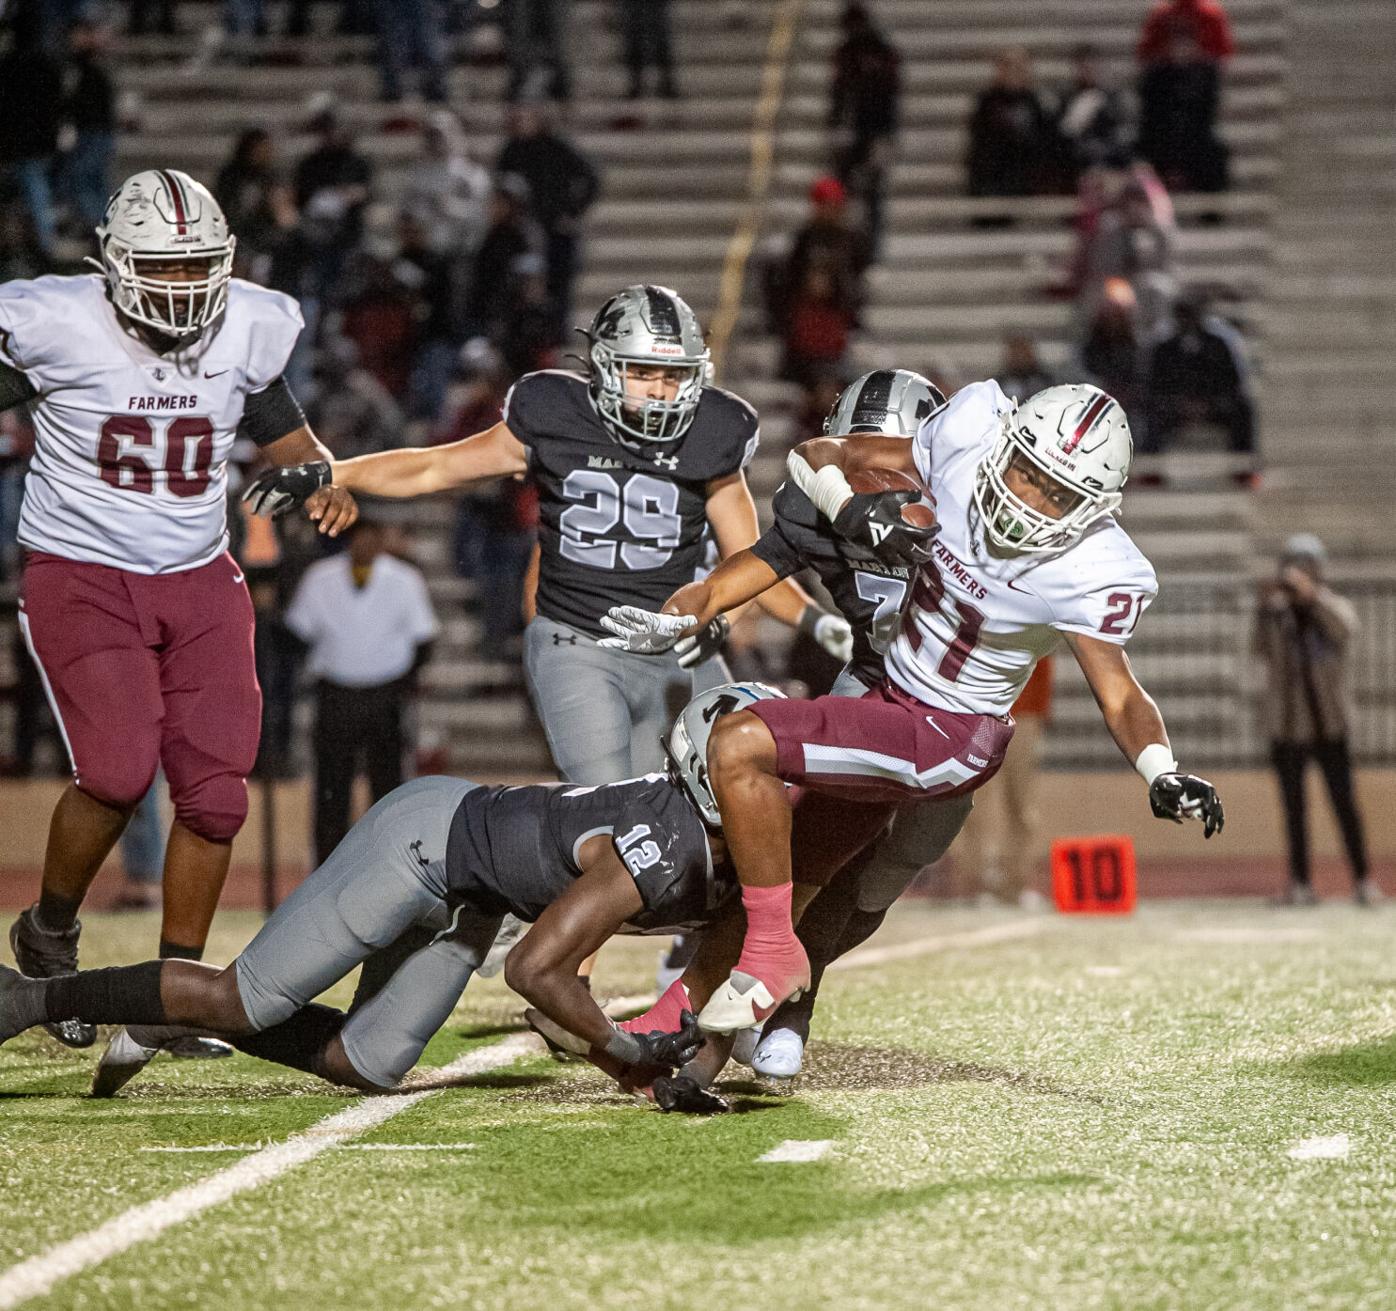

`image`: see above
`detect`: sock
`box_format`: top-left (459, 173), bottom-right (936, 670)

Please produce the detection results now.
top-left (232, 1004), bottom-right (347, 1080)
top-left (34, 890), bottom-right (82, 935)
top-left (44, 960), bottom-right (168, 1026)
top-left (739, 883), bottom-right (797, 956)
top-left (5, 974), bottom-right (49, 1032)
top-left (619, 978), bottom-right (690, 1035)
top-left (159, 939), bottom-right (204, 962)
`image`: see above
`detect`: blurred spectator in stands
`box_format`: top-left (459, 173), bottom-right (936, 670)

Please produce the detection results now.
top-left (216, 129), bottom-right (298, 285)
top-left (372, 0), bottom-right (448, 104)
top-left (287, 517), bottom-right (439, 864)
top-left (0, 32), bottom-right (63, 258)
top-left (792, 374), bottom-right (846, 448)
top-left (0, 407), bottom-right (32, 583)
top-left (498, 252), bottom-right (562, 379)
top-left (618, 0), bottom-right (678, 100)
top-left (775, 174), bottom-right (872, 319)
top-left (1046, 42), bottom-right (1129, 192)
top-left (1143, 289), bottom-right (1256, 472)
top-left (1081, 279), bottom-right (1148, 436)
top-left (1072, 162), bottom-right (1176, 342)
top-left (0, 207), bottom-right (49, 283)
top-left (965, 48), bottom-right (1051, 217)
top-left (1253, 535), bottom-right (1373, 906)
top-left (779, 265), bottom-right (855, 395)
top-left (828, 2), bottom-right (900, 257)
top-left (402, 111), bottom-right (490, 255)
top-left (462, 174), bottom-right (544, 341)
top-left (957, 657), bottom-right (1053, 908)
top-left (283, 1), bottom-right (376, 36)
top-left (223, 0), bottom-right (269, 44)
top-left (1136, 0), bottom-right (1233, 195)
top-left (395, 208), bottom-right (468, 421)
top-left (56, 17), bottom-right (116, 232)
top-left (112, 779), bottom-right (166, 912)
top-left (128, 1), bottom-right (177, 36)
top-left (495, 104), bottom-right (599, 333)
top-left (995, 333), bottom-right (1057, 403)
top-left (504, 0), bottom-right (570, 103)
top-left (307, 336), bottom-right (404, 462)
top-left (339, 244), bottom-right (420, 402)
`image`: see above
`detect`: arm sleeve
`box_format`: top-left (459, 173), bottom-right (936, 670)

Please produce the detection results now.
top-left (237, 376), bottom-right (308, 448)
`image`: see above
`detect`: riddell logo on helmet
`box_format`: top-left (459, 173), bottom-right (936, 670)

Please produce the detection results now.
top-left (649, 343), bottom-right (685, 356)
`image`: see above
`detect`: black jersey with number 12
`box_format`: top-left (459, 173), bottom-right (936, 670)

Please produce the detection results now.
top-left (503, 370), bottom-right (759, 637)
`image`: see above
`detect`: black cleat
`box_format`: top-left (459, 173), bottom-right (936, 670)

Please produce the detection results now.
top-left (164, 1035), bottom-right (234, 1060)
top-left (9, 906), bottom-right (96, 1048)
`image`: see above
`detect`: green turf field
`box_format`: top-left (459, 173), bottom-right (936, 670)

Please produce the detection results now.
top-left (2, 901), bottom-right (1394, 1311)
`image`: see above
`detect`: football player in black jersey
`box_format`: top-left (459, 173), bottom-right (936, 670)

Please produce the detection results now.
top-left (0, 684), bottom-right (792, 1097)
top-left (246, 284), bottom-right (849, 790)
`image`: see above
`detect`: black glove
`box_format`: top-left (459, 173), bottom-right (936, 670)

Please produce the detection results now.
top-left (832, 489), bottom-right (938, 568)
top-left (614, 1010), bottom-right (706, 1070)
top-left (242, 460), bottom-right (332, 519)
top-left (1149, 773), bottom-right (1225, 839)
top-left (674, 615), bottom-right (730, 670)
top-left (653, 1073), bottom-right (730, 1115)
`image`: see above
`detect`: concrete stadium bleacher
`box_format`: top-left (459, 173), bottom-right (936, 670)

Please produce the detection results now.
top-left (9, 0), bottom-right (1391, 780)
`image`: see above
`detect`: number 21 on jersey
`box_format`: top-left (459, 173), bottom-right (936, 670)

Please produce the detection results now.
top-left (98, 414), bottom-right (215, 498)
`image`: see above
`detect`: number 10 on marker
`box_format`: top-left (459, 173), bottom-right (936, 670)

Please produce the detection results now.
top-left (1051, 835), bottom-right (1137, 915)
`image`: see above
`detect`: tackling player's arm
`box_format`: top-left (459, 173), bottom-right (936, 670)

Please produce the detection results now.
top-left (704, 471), bottom-right (815, 628)
top-left (332, 420), bottom-right (528, 498)
top-left (1067, 631), bottom-right (1225, 837)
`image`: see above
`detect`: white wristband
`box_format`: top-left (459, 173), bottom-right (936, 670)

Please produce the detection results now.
top-left (787, 450), bottom-right (853, 523)
top-left (1134, 743), bottom-right (1178, 786)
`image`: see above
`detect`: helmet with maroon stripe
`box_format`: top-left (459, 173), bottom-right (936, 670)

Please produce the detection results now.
top-left (91, 169), bottom-right (236, 342)
top-left (973, 383), bottom-right (1132, 555)
top-left (584, 284), bottom-right (709, 448)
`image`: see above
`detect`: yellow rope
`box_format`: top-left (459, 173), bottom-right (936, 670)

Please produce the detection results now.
top-left (707, 0), bottom-right (807, 383)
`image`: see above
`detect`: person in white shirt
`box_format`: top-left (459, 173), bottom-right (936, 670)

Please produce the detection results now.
top-left (286, 519), bottom-right (439, 864)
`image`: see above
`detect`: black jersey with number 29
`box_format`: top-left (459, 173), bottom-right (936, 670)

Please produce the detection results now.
top-left (503, 370), bottom-right (758, 637)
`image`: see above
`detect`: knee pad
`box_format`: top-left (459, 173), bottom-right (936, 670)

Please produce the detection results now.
top-left (76, 752), bottom-right (159, 814)
top-left (172, 772), bottom-right (248, 843)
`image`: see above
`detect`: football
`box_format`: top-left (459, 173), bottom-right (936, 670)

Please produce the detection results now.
top-left (848, 467), bottom-right (937, 529)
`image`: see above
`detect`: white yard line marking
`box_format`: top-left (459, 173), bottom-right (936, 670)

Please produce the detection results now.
top-left (828, 918), bottom-right (1049, 972)
top-left (1176, 927), bottom-right (1319, 945)
top-left (1289, 1134), bottom-right (1351, 1161)
top-left (0, 1032), bottom-right (538, 1311)
top-left (137, 1143), bottom-right (479, 1154)
top-left (759, 1139), bottom-right (834, 1164)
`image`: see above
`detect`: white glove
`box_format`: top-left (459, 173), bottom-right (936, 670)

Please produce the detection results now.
top-left (813, 613), bottom-right (854, 664)
top-left (598, 605), bottom-right (698, 655)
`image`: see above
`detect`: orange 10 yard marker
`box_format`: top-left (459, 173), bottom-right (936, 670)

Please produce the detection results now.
top-left (1051, 835), bottom-right (1137, 914)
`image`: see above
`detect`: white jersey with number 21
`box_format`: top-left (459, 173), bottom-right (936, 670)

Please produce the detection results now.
top-left (885, 379), bottom-right (1158, 718)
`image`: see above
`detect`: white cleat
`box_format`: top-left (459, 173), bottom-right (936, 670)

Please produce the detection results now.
top-left (730, 1023), bottom-right (764, 1068)
top-left (698, 971), bottom-right (801, 1034)
top-left (751, 1027), bottom-right (805, 1079)
top-left (91, 1026), bottom-right (162, 1098)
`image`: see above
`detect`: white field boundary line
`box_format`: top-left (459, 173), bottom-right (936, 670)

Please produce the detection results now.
top-left (827, 917), bottom-right (1051, 972)
top-left (139, 1142), bottom-right (479, 1154)
top-left (0, 1032), bottom-right (539, 1311)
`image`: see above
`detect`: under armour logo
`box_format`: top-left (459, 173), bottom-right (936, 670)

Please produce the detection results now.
top-left (409, 840), bottom-right (431, 868)
top-left (651, 454), bottom-right (679, 471)
top-left (552, 634), bottom-right (578, 646)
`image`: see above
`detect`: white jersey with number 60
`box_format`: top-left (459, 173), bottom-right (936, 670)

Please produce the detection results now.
top-left (885, 379), bottom-right (1158, 717)
top-left (0, 273), bottom-right (302, 575)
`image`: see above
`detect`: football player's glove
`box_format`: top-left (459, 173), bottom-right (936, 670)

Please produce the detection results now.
top-left (832, 489), bottom-right (938, 568)
top-left (653, 1073), bottom-right (730, 1115)
top-left (598, 605), bottom-right (698, 655)
top-left (1149, 773), bottom-right (1225, 839)
top-left (606, 1010), bottom-right (705, 1070)
top-left (674, 615), bottom-right (729, 669)
top-left (242, 460), bottom-right (332, 519)
top-left (799, 607), bottom-right (854, 663)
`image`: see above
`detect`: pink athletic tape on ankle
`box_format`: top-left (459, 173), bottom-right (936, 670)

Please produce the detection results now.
top-left (618, 978), bottom-right (690, 1034)
top-left (741, 882), bottom-right (795, 950)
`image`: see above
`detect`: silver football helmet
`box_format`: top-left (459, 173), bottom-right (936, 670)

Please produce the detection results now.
top-left (823, 369), bottom-right (946, 438)
top-left (91, 169), bottom-right (236, 341)
top-left (586, 284), bottom-right (709, 447)
top-left (973, 383), bottom-right (1132, 555)
top-left (665, 681), bottom-right (787, 827)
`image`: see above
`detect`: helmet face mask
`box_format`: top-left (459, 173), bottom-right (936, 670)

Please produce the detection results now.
top-left (973, 385), bottom-right (1130, 555)
top-left (94, 170), bottom-right (236, 344)
top-left (664, 682), bottom-right (787, 827)
top-left (586, 285), bottom-right (709, 448)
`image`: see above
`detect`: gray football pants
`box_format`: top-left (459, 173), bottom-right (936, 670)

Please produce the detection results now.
top-left (524, 614), bottom-right (729, 785)
top-left (235, 776), bottom-right (500, 1089)
top-left (828, 667), bottom-right (973, 908)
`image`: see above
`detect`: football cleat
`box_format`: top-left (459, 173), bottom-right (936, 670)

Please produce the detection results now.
top-left (9, 906), bottom-right (95, 1048)
top-left (92, 1027), bottom-right (235, 1098)
top-left (751, 1027), bottom-right (805, 1079)
top-left (730, 1023), bottom-right (764, 1068)
top-left (164, 1035), bottom-right (234, 1060)
top-left (697, 967), bottom-right (807, 1034)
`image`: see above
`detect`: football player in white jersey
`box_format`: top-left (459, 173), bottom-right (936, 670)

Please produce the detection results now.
top-left (606, 380), bottom-right (1223, 1035)
top-left (0, 169), bottom-right (356, 1078)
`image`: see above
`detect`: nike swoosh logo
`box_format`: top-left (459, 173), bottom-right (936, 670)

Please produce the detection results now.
top-left (231, 570), bottom-right (244, 584)
top-left (925, 715), bottom-right (951, 740)
top-left (1006, 577), bottom-right (1032, 593)
top-left (205, 369), bottom-right (229, 379)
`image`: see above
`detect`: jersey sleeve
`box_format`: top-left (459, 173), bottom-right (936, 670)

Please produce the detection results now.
top-left (241, 285), bottom-right (305, 392)
top-left (1049, 537), bottom-right (1159, 646)
top-left (749, 482), bottom-right (819, 580)
top-left (0, 280), bottom-right (56, 390)
top-left (911, 379), bottom-right (1010, 484)
top-left (501, 371), bottom-right (562, 448)
top-left (609, 799), bottom-right (697, 913)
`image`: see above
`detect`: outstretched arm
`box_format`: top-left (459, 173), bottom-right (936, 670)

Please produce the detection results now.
top-left (705, 471), bottom-right (814, 627)
top-left (333, 421), bottom-right (529, 499)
